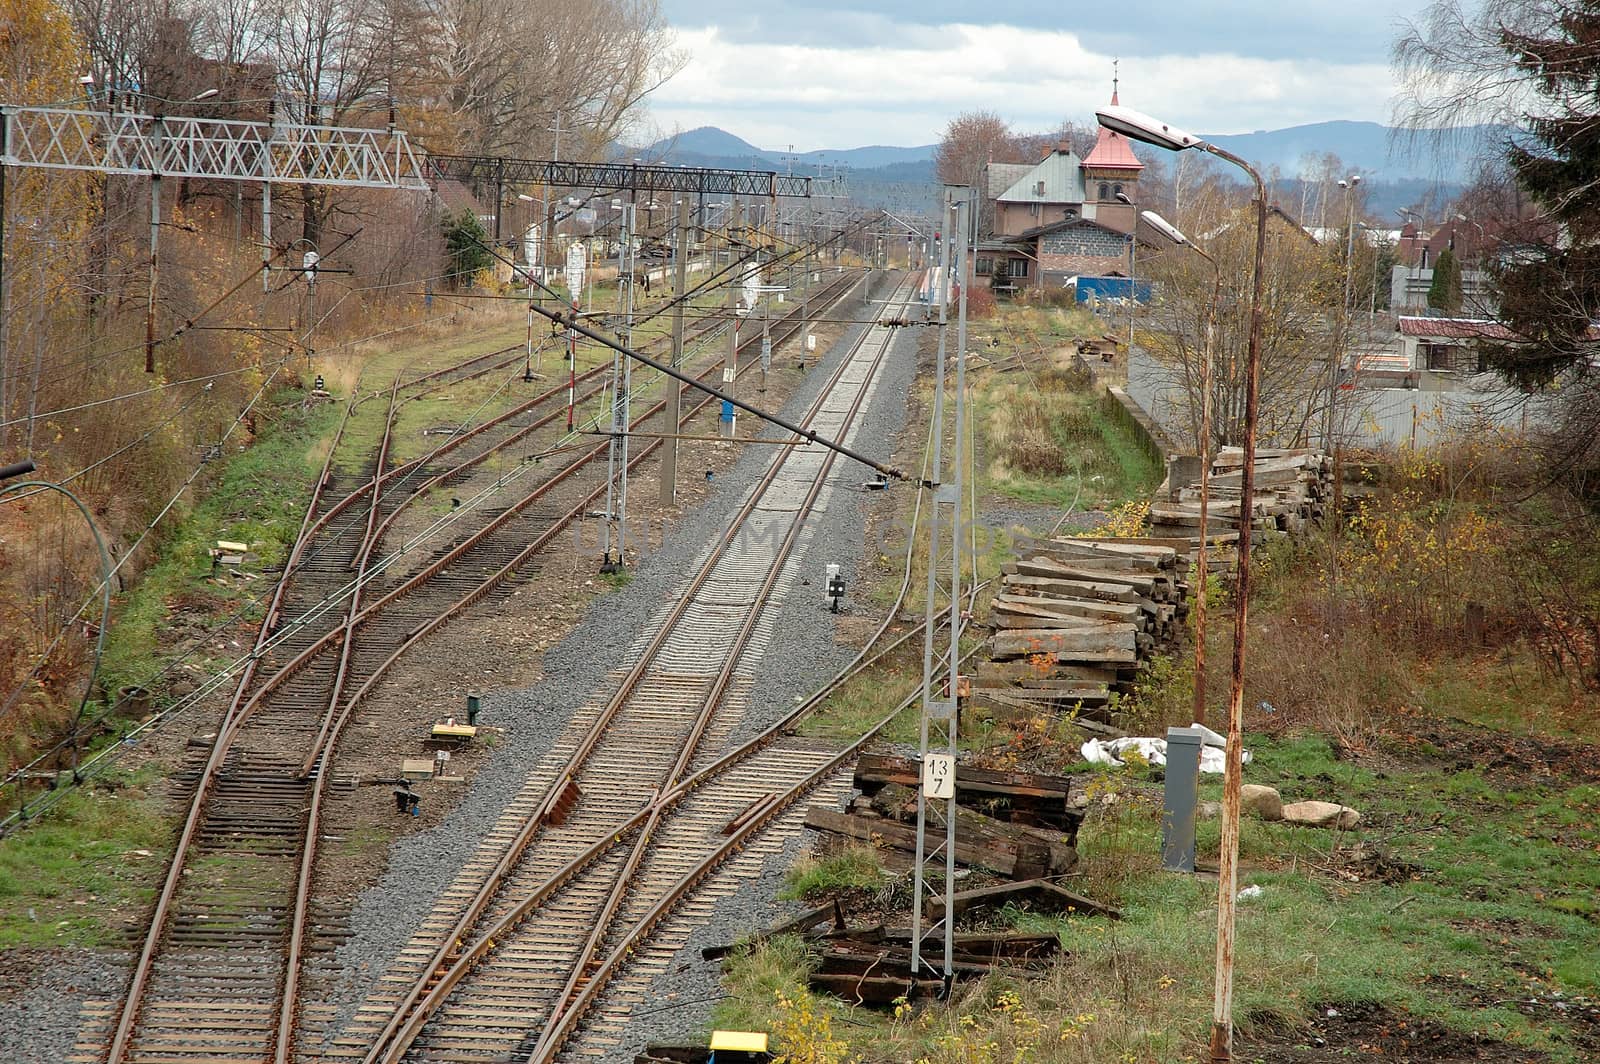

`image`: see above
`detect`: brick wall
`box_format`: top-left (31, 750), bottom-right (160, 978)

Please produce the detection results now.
top-left (1038, 252), bottom-right (1127, 277)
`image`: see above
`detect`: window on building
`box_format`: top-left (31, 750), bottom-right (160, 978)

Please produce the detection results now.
top-left (1009, 259), bottom-right (1030, 278)
top-left (1097, 182), bottom-right (1109, 200)
top-left (975, 256), bottom-right (993, 276)
top-left (1475, 346), bottom-right (1491, 374)
top-left (1035, 181), bottom-right (1046, 196)
top-left (1030, 202), bottom-right (1040, 217)
top-left (1113, 183), bottom-right (1123, 198)
top-left (1422, 343), bottom-right (1459, 371)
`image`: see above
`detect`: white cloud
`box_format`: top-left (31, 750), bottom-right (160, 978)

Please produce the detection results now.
top-left (650, 23), bottom-right (1397, 150)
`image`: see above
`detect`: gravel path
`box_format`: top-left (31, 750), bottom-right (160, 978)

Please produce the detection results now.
top-left (318, 272), bottom-right (917, 1047)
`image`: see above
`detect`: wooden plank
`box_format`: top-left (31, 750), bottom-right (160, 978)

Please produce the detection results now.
top-left (992, 626), bottom-right (1137, 662)
top-left (807, 972), bottom-right (945, 1004)
top-left (804, 807), bottom-right (1045, 877)
top-left (975, 661), bottom-right (1119, 685)
top-left (854, 754), bottom-right (1073, 799)
top-left (924, 879), bottom-right (1121, 922)
top-left (994, 594), bottom-right (1142, 622)
top-left (1003, 574), bottom-right (1142, 603)
top-left (1011, 558), bottom-right (1157, 594)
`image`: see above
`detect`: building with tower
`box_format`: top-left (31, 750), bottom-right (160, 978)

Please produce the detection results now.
top-left (976, 85), bottom-right (1147, 295)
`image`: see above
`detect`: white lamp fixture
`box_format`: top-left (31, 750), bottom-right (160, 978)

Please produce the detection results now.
top-left (1094, 104), bottom-right (1202, 151)
top-left (1140, 209), bottom-right (1188, 246)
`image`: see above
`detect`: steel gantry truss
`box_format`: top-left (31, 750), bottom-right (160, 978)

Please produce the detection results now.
top-left (0, 103), bottom-right (431, 377)
top-left (425, 153), bottom-right (843, 199)
top-left (910, 186), bottom-right (975, 985)
top-left (0, 105), bottom-right (429, 188)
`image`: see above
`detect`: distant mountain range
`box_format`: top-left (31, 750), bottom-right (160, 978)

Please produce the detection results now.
top-left (636, 122), bottom-right (1504, 218)
top-left (640, 127), bottom-right (938, 172)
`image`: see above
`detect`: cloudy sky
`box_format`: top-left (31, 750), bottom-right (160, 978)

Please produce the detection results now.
top-left (651, 2), bottom-right (1432, 151)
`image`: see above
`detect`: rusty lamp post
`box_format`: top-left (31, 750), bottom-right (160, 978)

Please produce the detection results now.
top-left (1139, 208), bottom-right (1219, 729)
top-left (1096, 102), bottom-right (1268, 1064)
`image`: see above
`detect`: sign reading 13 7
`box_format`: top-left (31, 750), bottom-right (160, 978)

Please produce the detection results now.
top-left (921, 753), bottom-right (955, 800)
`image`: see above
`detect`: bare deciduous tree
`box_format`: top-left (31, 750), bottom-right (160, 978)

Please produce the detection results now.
top-left (1140, 199), bottom-right (1342, 450)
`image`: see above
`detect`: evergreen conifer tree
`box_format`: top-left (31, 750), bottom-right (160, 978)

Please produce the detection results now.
top-left (1487, 9), bottom-right (1600, 385)
top-left (1428, 247), bottom-right (1463, 314)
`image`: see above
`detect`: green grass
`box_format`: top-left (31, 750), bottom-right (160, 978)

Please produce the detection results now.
top-left (97, 390), bottom-right (344, 702)
top-left (0, 772), bottom-right (171, 947)
top-left (781, 844), bottom-right (888, 900)
top-left (976, 372), bottom-right (1160, 510)
top-left (721, 720), bottom-right (1600, 1062)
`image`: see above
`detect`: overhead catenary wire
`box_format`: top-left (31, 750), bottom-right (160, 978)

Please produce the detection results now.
top-left (462, 222), bottom-right (911, 483)
top-left (0, 268), bottom-right (820, 821)
top-left (0, 361), bottom-right (289, 724)
top-left (0, 229), bottom-right (848, 813)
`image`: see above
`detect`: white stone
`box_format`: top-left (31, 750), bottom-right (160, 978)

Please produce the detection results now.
top-left (1281, 800), bottom-right (1360, 830)
top-left (1241, 784), bottom-right (1284, 821)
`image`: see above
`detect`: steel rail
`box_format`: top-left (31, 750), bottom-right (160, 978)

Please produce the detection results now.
top-left (358, 322), bottom-right (953, 1064)
top-left (532, 330), bottom-right (987, 1064)
top-left (245, 268), bottom-right (865, 736)
top-left (102, 390), bottom-right (366, 1064)
top-left (356, 269), bottom-right (854, 561)
top-left (351, 269), bottom-right (896, 1064)
top-left (103, 262), bottom-right (860, 1064)
top-left (534, 275), bottom-right (914, 1048)
top-left (267, 265), bottom-right (826, 624)
top-left (272, 378), bottom-right (401, 1064)
top-left (258, 269), bottom-right (873, 1063)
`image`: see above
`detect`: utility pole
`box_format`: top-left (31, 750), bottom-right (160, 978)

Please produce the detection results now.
top-left (721, 199), bottom-right (742, 437)
top-left (1, 111), bottom-right (9, 451)
top-left (911, 189), bottom-right (968, 985)
top-left (799, 202), bottom-right (812, 364)
top-left (602, 203), bottom-right (634, 571)
top-left (145, 115), bottom-right (164, 374)
top-left (661, 198), bottom-right (688, 507)
top-left (541, 112), bottom-right (563, 286)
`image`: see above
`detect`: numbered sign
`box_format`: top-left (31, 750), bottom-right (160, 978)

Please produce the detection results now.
top-left (565, 243), bottom-right (586, 296)
top-left (922, 753), bottom-right (955, 800)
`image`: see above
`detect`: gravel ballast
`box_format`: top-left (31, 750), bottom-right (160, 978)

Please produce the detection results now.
top-left (318, 272), bottom-right (921, 1048)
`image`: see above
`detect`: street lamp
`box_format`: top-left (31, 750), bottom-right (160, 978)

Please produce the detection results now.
top-left (1142, 209), bottom-right (1219, 730)
top-left (1326, 174), bottom-right (1361, 454)
top-left (1097, 102), bottom-right (1268, 1064)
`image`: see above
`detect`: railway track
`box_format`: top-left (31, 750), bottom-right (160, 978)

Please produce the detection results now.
top-left (319, 273), bottom-right (922, 1064)
top-left (75, 263), bottom-right (867, 1064)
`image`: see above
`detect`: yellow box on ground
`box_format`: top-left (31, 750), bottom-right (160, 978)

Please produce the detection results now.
top-left (708, 1030), bottom-right (768, 1052)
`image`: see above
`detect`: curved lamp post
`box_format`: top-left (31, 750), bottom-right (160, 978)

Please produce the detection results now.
top-left (1096, 103), bottom-right (1267, 1064)
top-left (0, 461), bottom-right (114, 787)
top-left (1141, 210), bottom-right (1219, 729)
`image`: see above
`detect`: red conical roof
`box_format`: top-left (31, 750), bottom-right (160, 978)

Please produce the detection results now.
top-left (1083, 85), bottom-right (1142, 171)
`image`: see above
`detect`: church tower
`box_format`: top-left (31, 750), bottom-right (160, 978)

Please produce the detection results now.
top-left (1081, 72), bottom-right (1144, 233)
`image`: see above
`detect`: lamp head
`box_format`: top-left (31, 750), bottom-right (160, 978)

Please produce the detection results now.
top-left (1095, 105), bottom-right (1202, 151)
top-left (1140, 209), bottom-right (1188, 246)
